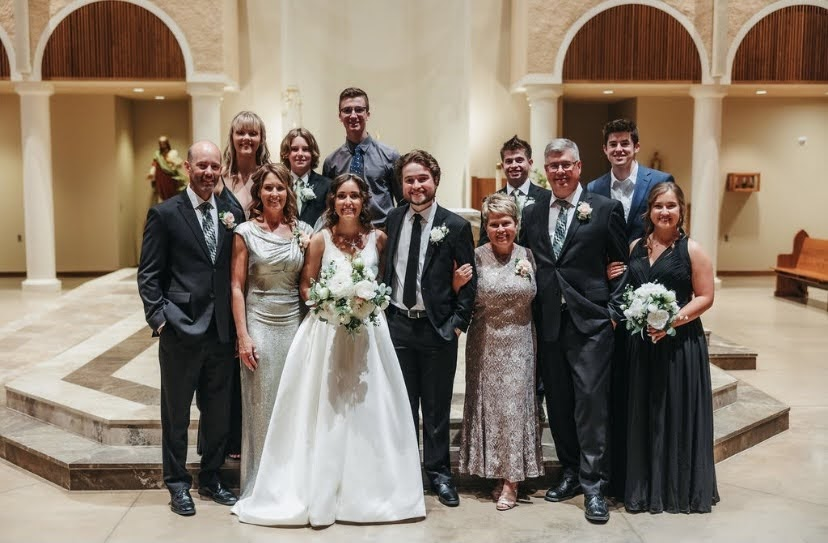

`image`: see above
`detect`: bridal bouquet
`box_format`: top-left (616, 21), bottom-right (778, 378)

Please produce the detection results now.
top-left (619, 282), bottom-right (680, 338)
top-left (306, 257), bottom-right (391, 334)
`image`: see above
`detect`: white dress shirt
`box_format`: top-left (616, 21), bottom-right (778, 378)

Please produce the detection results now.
top-left (507, 178), bottom-right (532, 198)
top-left (392, 203), bottom-right (438, 311)
top-left (547, 184), bottom-right (583, 243)
top-left (610, 160), bottom-right (638, 220)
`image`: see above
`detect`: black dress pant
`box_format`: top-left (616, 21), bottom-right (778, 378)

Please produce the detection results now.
top-left (388, 309), bottom-right (457, 486)
top-left (540, 310), bottom-right (613, 495)
top-left (607, 327), bottom-right (629, 499)
top-left (158, 324), bottom-right (235, 491)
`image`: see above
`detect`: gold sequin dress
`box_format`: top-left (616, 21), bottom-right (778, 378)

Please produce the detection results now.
top-left (234, 220), bottom-right (311, 497)
top-left (459, 243), bottom-right (544, 481)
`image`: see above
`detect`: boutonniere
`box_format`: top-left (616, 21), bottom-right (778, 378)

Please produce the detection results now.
top-left (218, 211), bottom-right (236, 230)
top-left (430, 224), bottom-right (449, 245)
top-left (298, 186), bottom-right (316, 203)
top-left (292, 226), bottom-right (309, 250)
top-left (576, 202), bottom-right (592, 222)
top-left (514, 257), bottom-right (532, 279)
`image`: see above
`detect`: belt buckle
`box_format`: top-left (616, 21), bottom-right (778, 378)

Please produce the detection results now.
top-left (405, 308), bottom-right (425, 319)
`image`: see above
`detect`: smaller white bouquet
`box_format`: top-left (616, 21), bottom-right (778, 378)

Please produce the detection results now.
top-left (306, 257), bottom-right (391, 334)
top-left (620, 282), bottom-right (681, 339)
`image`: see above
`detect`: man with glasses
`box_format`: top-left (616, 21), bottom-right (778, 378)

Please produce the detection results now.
top-left (323, 87), bottom-right (401, 228)
top-left (518, 139), bottom-right (627, 523)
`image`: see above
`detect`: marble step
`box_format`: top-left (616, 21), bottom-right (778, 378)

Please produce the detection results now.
top-left (6, 361), bottom-right (739, 447)
top-left (0, 378), bottom-right (788, 491)
top-left (708, 333), bottom-right (758, 370)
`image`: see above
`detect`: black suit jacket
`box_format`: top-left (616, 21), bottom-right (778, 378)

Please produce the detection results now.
top-left (518, 190), bottom-right (627, 343)
top-left (298, 171), bottom-right (332, 227)
top-left (587, 166), bottom-right (674, 243)
top-left (478, 182), bottom-right (550, 246)
top-left (383, 204), bottom-right (477, 341)
top-left (137, 190), bottom-right (245, 344)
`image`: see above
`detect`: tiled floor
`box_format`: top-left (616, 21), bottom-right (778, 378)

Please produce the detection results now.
top-left (0, 274), bottom-right (826, 542)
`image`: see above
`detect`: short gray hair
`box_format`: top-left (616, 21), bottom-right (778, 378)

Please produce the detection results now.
top-left (544, 138), bottom-right (580, 161)
top-left (481, 192), bottom-right (518, 227)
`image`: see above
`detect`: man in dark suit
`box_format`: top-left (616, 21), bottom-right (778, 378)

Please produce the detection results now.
top-left (586, 119), bottom-right (673, 499)
top-left (518, 138), bottom-right (627, 523)
top-left (478, 135), bottom-right (550, 246)
top-left (280, 127), bottom-right (332, 228)
top-left (383, 150), bottom-right (476, 507)
top-left (587, 119), bottom-right (674, 243)
top-left (138, 141), bottom-right (245, 516)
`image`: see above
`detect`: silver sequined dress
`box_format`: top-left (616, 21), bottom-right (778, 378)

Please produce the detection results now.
top-left (459, 243), bottom-right (544, 481)
top-left (235, 220), bottom-right (311, 496)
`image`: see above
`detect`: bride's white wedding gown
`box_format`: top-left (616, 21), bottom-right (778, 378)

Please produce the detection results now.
top-left (231, 229), bottom-right (426, 527)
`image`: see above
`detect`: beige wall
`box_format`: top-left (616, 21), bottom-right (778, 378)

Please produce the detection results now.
top-left (635, 97), bottom-right (694, 200)
top-left (470, 0), bottom-right (530, 179)
top-left (718, 97), bottom-right (828, 271)
top-left (0, 95), bottom-right (25, 272)
top-left (114, 97), bottom-right (134, 267)
top-left (51, 95), bottom-right (120, 272)
top-left (562, 101), bottom-right (610, 184)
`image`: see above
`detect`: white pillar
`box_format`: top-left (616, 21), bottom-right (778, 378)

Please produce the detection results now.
top-left (689, 85), bottom-right (726, 282)
top-left (16, 82), bottom-right (61, 291)
top-left (187, 82), bottom-right (224, 146)
top-left (525, 84), bottom-right (562, 154)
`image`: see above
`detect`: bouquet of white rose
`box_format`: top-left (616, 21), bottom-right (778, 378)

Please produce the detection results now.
top-left (619, 282), bottom-right (681, 339)
top-left (306, 256), bottom-right (391, 334)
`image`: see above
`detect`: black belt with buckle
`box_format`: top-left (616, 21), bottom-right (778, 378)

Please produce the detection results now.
top-left (390, 306), bottom-right (428, 319)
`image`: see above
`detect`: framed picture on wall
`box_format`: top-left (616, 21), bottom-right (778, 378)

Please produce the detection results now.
top-left (726, 173), bottom-right (760, 192)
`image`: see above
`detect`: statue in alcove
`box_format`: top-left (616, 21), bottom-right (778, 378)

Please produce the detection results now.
top-left (147, 136), bottom-right (187, 201)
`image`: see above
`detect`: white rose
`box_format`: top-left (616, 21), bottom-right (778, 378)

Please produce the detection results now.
top-left (352, 257), bottom-right (365, 271)
top-left (317, 286), bottom-right (330, 300)
top-left (352, 300), bottom-right (374, 321)
top-left (647, 309), bottom-right (670, 330)
top-left (354, 280), bottom-right (376, 300)
top-left (663, 290), bottom-right (676, 303)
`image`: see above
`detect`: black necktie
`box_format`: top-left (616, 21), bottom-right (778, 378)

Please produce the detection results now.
top-left (403, 214), bottom-right (422, 309)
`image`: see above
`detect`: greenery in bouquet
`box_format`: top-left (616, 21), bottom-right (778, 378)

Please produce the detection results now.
top-left (306, 256), bottom-right (391, 334)
top-left (529, 166), bottom-right (549, 189)
top-left (620, 282), bottom-right (681, 338)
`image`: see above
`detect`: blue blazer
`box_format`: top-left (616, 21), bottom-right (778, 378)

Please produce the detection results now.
top-left (587, 165), bottom-right (674, 243)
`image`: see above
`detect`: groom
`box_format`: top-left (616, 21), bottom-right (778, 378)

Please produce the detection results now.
top-left (518, 138), bottom-right (627, 523)
top-left (384, 149), bottom-right (476, 507)
top-left (138, 141), bottom-right (244, 516)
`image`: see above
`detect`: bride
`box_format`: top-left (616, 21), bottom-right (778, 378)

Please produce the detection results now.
top-left (231, 173), bottom-right (426, 527)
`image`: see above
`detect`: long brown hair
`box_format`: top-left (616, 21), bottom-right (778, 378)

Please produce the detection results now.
top-left (248, 163), bottom-right (297, 225)
top-left (324, 173), bottom-right (373, 230)
top-left (642, 181), bottom-right (687, 243)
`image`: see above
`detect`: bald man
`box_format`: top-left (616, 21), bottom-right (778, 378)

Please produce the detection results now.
top-left (138, 141), bottom-right (245, 516)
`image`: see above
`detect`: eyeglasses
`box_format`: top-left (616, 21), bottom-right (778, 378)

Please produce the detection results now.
top-left (340, 106), bottom-right (368, 115)
top-left (544, 161), bottom-right (578, 172)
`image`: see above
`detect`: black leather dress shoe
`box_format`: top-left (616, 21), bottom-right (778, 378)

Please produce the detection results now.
top-left (169, 489), bottom-right (196, 516)
top-left (198, 482), bottom-right (238, 506)
top-left (544, 478), bottom-right (582, 502)
top-left (433, 482), bottom-right (460, 507)
top-left (584, 493), bottom-right (610, 523)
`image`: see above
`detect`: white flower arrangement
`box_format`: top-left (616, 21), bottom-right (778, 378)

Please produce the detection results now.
top-left (306, 257), bottom-right (391, 334)
top-left (514, 257), bottom-right (532, 279)
top-left (620, 282), bottom-right (681, 340)
top-left (218, 211), bottom-right (236, 230)
top-left (292, 226), bottom-right (309, 250)
top-left (298, 186), bottom-right (316, 203)
top-left (576, 202), bottom-right (592, 221)
top-left (430, 224), bottom-right (449, 245)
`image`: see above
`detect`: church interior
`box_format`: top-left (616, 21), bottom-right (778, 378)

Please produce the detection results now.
top-left (0, 1), bottom-right (826, 541)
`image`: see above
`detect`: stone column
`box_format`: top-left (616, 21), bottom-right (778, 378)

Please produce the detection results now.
top-left (689, 85), bottom-right (726, 282)
top-left (525, 84), bottom-right (562, 155)
top-left (16, 82), bottom-right (60, 292)
top-left (187, 82), bottom-right (224, 146)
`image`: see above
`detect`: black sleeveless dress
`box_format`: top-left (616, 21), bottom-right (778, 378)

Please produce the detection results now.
top-left (624, 236), bottom-right (720, 513)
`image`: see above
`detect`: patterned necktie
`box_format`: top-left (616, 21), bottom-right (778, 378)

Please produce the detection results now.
top-left (198, 201), bottom-right (217, 263)
top-left (349, 147), bottom-right (365, 178)
top-left (295, 178), bottom-right (305, 215)
top-left (403, 214), bottom-right (423, 309)
top-left (551, 199), bottom-right (569, 259)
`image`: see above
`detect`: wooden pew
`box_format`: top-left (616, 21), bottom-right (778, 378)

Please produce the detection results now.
top-left (773, 230), bottom-right (828, 305)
